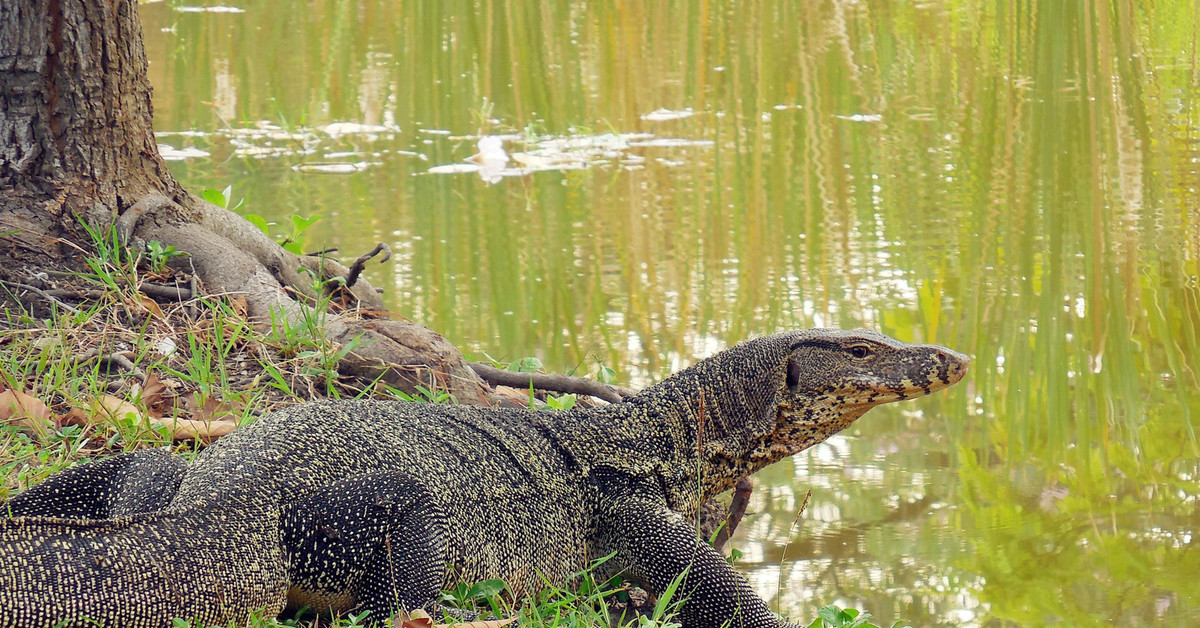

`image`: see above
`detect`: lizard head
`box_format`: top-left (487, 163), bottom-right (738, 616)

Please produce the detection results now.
top-left (780, 328), bottom-right (969, 410)
top-left (619, 327), bottom-right (969, 509)
top-left (734, 328), bottom-right (969, 468)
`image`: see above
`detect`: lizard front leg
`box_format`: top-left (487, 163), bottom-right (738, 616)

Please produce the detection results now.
top-left (595, 492), bottom-right (796, 628)
top-left (280, 471), bottom-right (450, 625)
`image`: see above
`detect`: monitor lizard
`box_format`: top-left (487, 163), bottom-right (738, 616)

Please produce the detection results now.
top-left (0, 328), bottom-right (968, 627)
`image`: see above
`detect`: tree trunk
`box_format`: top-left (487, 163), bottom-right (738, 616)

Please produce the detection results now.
top-left (0, 0), bottom-right (495, 405)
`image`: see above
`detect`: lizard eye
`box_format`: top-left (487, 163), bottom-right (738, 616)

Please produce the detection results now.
top-left (847, 344), bottom-right (872, 359)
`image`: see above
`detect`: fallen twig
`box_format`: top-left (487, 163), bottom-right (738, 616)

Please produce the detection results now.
top-left (77, 348), bottom-right (148, 383)
top-left (137, 282), bottom-right (191, 301)
top-left (0, 279), bottom-right (81, 313)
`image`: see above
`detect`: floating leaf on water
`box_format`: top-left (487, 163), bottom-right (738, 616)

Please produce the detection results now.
top-left (466, 136), bottom-right (511, 184)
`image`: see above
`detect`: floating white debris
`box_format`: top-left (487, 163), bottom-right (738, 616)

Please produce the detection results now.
top-left (155, 130), bottom-right (209, 138)
top-left (627, 138), bottom-right (714, 148)
top-left (465, 136), bottom-right (510, 184)
top-left (510, 153), bottom-right (588, 172)
top-left (427, 163), bottom-right (482, 175)
top-left (292, 162), bottom-right (375, 174)
top-left (641, 108), bottom-right (695, 122)
top-left (426, 129), bottom-right (712, 181)
top-left (321, 122), bottom-right (394, 138)
top-left (834, 113), bottom-right (883, 122)
top-left (175, 5), bottom-right (246, 13)
top-left (157, 143), bottom-right (211, 160)
top-left (537, 133), bottom-right (651, 152)
top-left (418, 128), bottom-right (453, 135)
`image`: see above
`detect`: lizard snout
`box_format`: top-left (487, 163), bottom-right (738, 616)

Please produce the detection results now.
top-left (931, 346), bottom-right (970, 385)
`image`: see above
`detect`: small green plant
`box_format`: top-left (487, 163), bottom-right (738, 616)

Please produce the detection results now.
top-left (75, 216), bottom-right (137, 292)
top-left (202, 185), bottom-right (320, 255)
top-left (805, 605), bottom-right (907, 628)
top-left (200, 185), bottom-right (246, 213)
top-left (278, 214), bottom-right (321, 255)
top-left (546, 393), bottom-right (576, 410)
top-left (144, 240), bottom-right (186, 273)
top-left (384, 384), bottom-right (456, 404)
top-left (162, 297), bottom-right (252, 397)
top-left (507, 356), bottom-right (544, 373)
top-left (594, 361), bottom-right (616, 384)
top-left (438, 578), bottom-right (509, 619)
top-left (265, 271), bottom-right (358, 397)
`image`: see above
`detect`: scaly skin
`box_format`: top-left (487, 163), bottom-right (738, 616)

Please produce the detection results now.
top-left (0, 329), bottom-right (967, 628)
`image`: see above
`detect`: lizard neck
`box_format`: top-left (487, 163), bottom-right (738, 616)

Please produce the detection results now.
top-left (566, 344), bottom-right (796, 514)
top-left (567, 344), bottom-right (869, 515)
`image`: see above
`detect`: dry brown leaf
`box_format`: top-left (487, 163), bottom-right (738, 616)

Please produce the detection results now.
top-left (229, 295), bottom-right (248, 318)
top-left (0, 389), bottom-right (54, 438)
top-left (95, 394), bottom-right (144, 425)
top-left (394, 610), bottom-right (434, 628)
top-left (436, 619), bottom-right (517, 628)
top-left (138, 295), bottom-right (165, 319)
top-left (139, 372), bottom-right (170, 418)
top-left (392, 611), bottom-right (517, 628)
top-left (124, 294), bottom-right (165, 320)
top-left (183, 393), bottom-right (241, 423)
top-left (151, 415), bottom-right (237, 442)
top-left (60, 406), bottom-right (91, 428)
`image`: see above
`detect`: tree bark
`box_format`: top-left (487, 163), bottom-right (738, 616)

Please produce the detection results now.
top-left (0, 0), bottom-right (495, 405)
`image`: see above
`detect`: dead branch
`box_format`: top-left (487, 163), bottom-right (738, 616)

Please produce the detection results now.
top-left (711, 477), bottom-right (753, 552)
top-left (137, 282), bottom-right (191, 301)
top-left (0, 279), bottom-right (81, 313)
top-left (77, 348), bottom-right (147, 383)
top-left (344, 243), bottom-right (392, 289)
top-left (466, 362), bottom-right (633, 404)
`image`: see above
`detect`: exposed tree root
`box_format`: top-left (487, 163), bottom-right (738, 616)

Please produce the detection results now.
top-left (467, 361), bottom-right (636, 404)
top-left (112, 192), bottom-right (499, 406)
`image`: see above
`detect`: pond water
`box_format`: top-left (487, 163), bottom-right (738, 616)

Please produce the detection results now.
top-left (140, 2), bottom-right (1200, 626)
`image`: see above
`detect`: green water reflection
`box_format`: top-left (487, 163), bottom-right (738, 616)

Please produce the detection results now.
top-left (142, 1), bottom-right (1199, 625)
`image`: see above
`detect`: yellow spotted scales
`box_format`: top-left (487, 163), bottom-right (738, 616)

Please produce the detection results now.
top-left (0, 329), bottom-right (967, 627)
